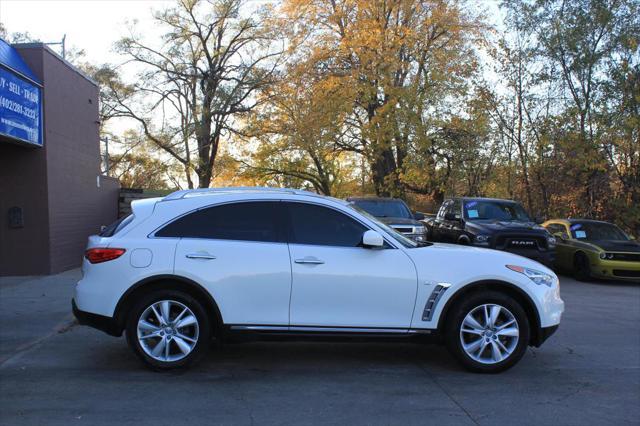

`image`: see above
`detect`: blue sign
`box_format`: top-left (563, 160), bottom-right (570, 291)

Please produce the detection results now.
top-left (0, 66), bottom-right (42, 147)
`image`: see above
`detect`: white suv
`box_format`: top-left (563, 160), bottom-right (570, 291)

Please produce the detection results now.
top-left (73, 188), bottom-right (564, 373)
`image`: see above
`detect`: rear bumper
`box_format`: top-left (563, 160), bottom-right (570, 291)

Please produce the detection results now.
top-left (72, 299), bottom-right (122, 337)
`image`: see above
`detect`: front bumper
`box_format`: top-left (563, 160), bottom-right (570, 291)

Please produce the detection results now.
top-left (531, 324), bottom-right (559, 347)
top-left (502, 247), bottom-right (555, 268)
top-left (590, 259), bottom-right (640, 281)
top-left (72, 299), bottom-right (122, 337)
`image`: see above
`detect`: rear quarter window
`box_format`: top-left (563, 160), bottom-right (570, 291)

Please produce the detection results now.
top-left (155, 201), bottom-right (284, 243)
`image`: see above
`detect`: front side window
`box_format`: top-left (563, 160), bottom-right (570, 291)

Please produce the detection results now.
top-left (156, 201), bottom-right (284, 243)
top-left (287, 202), bottom-right (368, 247)
top-left (449, 199), bottom-right (462, 218)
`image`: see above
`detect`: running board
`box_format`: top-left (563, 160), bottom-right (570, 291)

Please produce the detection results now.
top-left (228, 325), bottom-right (433, 335)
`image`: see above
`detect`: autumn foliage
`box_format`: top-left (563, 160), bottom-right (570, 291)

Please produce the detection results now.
top-left (61, 0), bottom-right (637, 235)
top-left (242, 0), bottom-right (639, 234)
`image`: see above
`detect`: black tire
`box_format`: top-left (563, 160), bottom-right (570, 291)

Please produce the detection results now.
top-left (573, 252), bottom-right (591, 281)
top-left (445, 291), bottom-right (530, 374)
top-left (125, 290), bottom-right (211, 370)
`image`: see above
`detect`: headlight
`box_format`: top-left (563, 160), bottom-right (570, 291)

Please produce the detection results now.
top-left (473, 235), bottom-right (490, 246)
top-left (414, 225), bottom-right (426, 234)
top-left (547, 236), bottom-right (556, 246)
top-left (506, 265), bottom-right (555, 287)
top-left (599, 252), bottom-right (614, 260)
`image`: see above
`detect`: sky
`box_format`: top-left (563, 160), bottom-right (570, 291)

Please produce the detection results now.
top-left (0, 0), bottom-right (176, 64)
top-left (1, 0), bottom-right (501, 65)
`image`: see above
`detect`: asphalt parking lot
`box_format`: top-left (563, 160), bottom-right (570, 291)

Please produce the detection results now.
top-left (0, 270), bottom-right (638, 426)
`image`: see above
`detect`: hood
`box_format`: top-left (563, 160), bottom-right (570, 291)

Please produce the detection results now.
top-left (466, 220), bottom-right (547, 234)
top-left (378, 217), bottom-right (422, 226)
top-left (406, 242), bottom-right (555, 283)
top-left (588, 240), bottom-right (640, 253)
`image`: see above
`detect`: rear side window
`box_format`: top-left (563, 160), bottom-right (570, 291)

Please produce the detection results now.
top-left (155, 201), bottom-right (284, 243)
top-left (99, 214), bottom-right (134, 237)
top-left (286, 202), bottom-right (368, 247)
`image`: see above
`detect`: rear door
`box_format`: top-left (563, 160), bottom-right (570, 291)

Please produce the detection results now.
top-left (284, 202), bottom-right (418, 329)
top-left (163, 201), bottom-right (292, 326)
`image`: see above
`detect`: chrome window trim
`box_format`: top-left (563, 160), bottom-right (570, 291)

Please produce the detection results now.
top-left (147, 198), bottom-right (401, 249)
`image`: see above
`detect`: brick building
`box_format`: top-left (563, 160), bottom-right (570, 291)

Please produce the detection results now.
top-left (0, 40), bottom-right (119, 275)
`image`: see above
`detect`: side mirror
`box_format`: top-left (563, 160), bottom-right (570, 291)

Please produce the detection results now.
top-left (362, 230), bottom-right (384, 248)
top-left (414, 212), bottom-right (425, 221)
top-left (444, 212), bottom-right (460, 221)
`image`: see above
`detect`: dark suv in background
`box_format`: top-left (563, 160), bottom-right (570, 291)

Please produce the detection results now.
top-left (347, 197), bottom-right (427, 243)
top-left (424, 197), bottom-right (556, 267)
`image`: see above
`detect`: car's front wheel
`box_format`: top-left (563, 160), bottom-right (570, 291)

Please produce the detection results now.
top-left (573, 252), bottom-right (591, 281)
top-left (126, 290), bottom-right (211, 370)
top-left (445, 291), bottom-right (530, 373)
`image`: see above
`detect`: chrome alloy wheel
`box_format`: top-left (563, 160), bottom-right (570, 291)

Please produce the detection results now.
top-left (459, 303), bottom-right (519, 364)
top-left (137, 300), bottom-right (200, 362)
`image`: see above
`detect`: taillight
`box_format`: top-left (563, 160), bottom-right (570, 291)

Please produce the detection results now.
top-left (85, 248), bottom-right (126, 264)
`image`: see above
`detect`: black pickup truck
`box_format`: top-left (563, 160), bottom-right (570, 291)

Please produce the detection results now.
top-left (424, 197), bottom-right (556, 267)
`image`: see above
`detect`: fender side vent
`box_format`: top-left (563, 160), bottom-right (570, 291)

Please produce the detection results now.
top-left (422, 284), bottom-right (450, 321)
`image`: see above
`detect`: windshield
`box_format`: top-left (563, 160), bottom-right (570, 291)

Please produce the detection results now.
top-left (350, 199), bottom-right (412, 219)
top-left (570, 222), bottom-right (629, 241)
top-left (347, 204), bottom-right (419, 248)
top-left (463, 200), bottom-right (531, 222)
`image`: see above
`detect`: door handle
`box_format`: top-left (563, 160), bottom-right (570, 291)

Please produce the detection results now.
top-left (294, 257), bottom-right (324, 265)
top-left (186, 253), bottom-right (216, 260)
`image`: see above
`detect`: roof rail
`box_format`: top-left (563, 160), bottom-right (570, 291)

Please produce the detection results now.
top-left (162, 186), bottom-right (321, 201)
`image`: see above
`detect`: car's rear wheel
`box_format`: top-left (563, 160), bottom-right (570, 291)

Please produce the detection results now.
top-left (445, 291), bottom-right (530, 373)
top-left (126, 290), bottom-right (211, 370)
top-left (573, 253), bottom-right (591, 281)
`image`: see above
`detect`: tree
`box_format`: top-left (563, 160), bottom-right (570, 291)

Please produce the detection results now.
top-left (241, 65), bottom-right (358, 196)
top-left (105, 130), bottom-right (182, 189)
top-left (281, 0), bottom-right (484, 197)
top-left (498, 0), bottom-right (640, 232)
top-left (503, 0), bottom-right (639, 217)
top-left (110, 0), bottom-right (284, 188)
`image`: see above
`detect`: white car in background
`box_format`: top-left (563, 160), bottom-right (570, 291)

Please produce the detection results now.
top-left (73, 187), bottom-right (564, 373)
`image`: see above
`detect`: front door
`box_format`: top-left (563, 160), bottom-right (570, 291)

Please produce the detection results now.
top-left (285, 202), bottom-right (418, 329)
